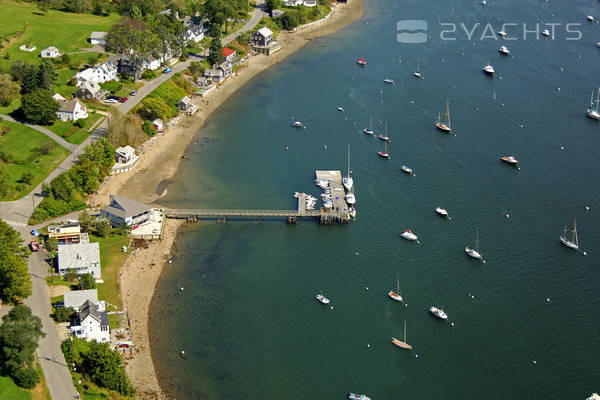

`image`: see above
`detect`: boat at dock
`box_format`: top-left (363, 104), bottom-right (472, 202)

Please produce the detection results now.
top-left (436, 99), bottom-right (452, 132)
top-left (501, 155), bottom-right (519, 165)
top-left (466, 228), bottom-right (485, 263)
top-left (378, 140), bottom-right (390, 159)
top-left (429, 306), bottom-right (448, 320)
top-left (586, 88), bottom-right (600, 120)
top-left (343, 144), bottom-right (353, 191)
top-left (363, 115), bottom-right (374, 135)
top-left (400, 229), bottom-right (418, 241)
top-left (345, 192), bottom-right (356, 205)
top-left (435, 207), bottom-right (449, 218)
top-left (388, 273), bottom-right (403, 302)
top-left (348, 394), bottom-right (371, 400)
top-left (316, 292), bottom-right (330, 304)
top-left (349, 207), bottom-right (356, 218)
top-left (392, 320), bottom-right (413, 350)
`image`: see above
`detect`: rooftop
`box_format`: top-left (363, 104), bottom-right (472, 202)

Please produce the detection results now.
top-left (90, 31), bottom-right (108, 40)
top-left (64, 289), bottom-right (98, 309)
top-left (103, 195), bottom-right (152, 219)
top-left (223, 47), bottom-right (236, 58)
top-left (78, 299), bottom-right (109, 326)
top-left (58, 242), bottom-right (100, 268)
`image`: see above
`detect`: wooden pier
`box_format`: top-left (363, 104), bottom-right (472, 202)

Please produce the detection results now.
top-left (165, 171), bottom-right (352, 224)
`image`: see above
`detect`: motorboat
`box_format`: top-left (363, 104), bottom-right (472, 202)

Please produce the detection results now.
top-left (392, 320), bottom-right (413, 350)
top-left (316, 293), bottom-right (330, 304)
top-left (337, 106), bottom-right (344, 112)
top-left (435, 99), bottom-right (452, 132)
top-left (357, 58), bottom-right (367, 66)
top-left (499, 45), bottom-right (510, 55)
top-left (400, 229), bottom-right (418, 241)
top-left (465, 228), bottom-right (485, 263)
top-left (348, 394), bottom-right (371, 400)
top-left (542, 29), bottom-right (550, 37)
top-left (435, 207), bottom-right (449, 218)
top-left (343, 144), bottom-right (354, 191)
top-left (498, 30), bottom-right (507, 37)
top-left (345, 192), bottom-right (356, 205)
top-left (401, 165), bottom-right (413, 175)
top-left (501, 155), bottom-right (518, 165)
top-left (384, 78), bottom-right (395, 84)
top-left (481, 0), bottom-right (487, 5)
top-left (388, 274), bottom-right (403, 302)
top-left (483, 62), bottom-right (495, 75)
top-left (291, 121), bottom-right (304, 128)
top-left (349, 207), bottom-right (357, 218)
top-left (429, 306), bottom-right (448, 320)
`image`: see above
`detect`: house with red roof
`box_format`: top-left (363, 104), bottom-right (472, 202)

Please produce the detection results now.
top-left (222, 47), bottom-right (236, 63)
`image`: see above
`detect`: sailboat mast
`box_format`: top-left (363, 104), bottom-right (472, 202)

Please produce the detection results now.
top-left (446, 99), bottom-right (451, 128)
top-left (475, 228), bottom-right (479, 252)
top-left (370, 115), bottom-right (373, 130)
top-left (396, 273), bottom-right (400, 294)
top-left (417, 57), bottom-right (420, 72)
top-left (404, 320), bottom-right (407, 343)
top-left (347, 144), bottom-right (350, 178)
top-left (573, 220), bottom-right (578, 245)
top-left (595, 88), bottom-right (600, 113)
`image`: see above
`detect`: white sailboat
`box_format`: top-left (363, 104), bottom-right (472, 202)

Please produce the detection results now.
top-left (343, 144), bottom-right (353, 191)
top-left (414, 57), bottom-right (422, 78)
top-left (400, 229), bottom-right (418, 241)
top-left (388, 273), bottom-right (403, 302)
top-left (586, 88), bottom-right (600, 120)
top-left (587, 8), bottom-right (594, 21)
top-left (559, 220), bottom-right (585, 255)
top-left (429, 306), bottom-right (448, 320)
top-left (378, 120), bottom-right (390, 141)
top-left (345, 192), bottom-right (356, 205)
top-left (465, 228), bottom-right (485, 263)
top-left (363, 115), bottom-right (374, 135)
top-left (436, 99), bottom-right (452, 132)
top-left (378, 140), bottom-right (390, 159)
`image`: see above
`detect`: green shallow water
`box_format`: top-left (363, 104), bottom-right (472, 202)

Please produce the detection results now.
top-left (149, 0), bottom-right (600, 398)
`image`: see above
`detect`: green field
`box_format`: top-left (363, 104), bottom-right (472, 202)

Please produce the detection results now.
top-left (0, 1), bottom-right (120, 71)
top-left (91, 233), bottom-right (131, 310)
top-left (48, 112), bottom-right (104, 144)
top-left (0, 375), bottom-right (32, 400)
top-left (0, 119), bottom-right (70, 201)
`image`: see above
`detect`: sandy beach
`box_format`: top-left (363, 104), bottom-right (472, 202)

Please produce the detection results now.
top-left (93, 1), bottom-right (365, 398)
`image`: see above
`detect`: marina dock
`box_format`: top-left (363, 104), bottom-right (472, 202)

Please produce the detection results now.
top-left (165, 171), bottom-right (352, 224)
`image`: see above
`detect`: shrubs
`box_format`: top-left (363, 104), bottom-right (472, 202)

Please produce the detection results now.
top-left (74, 119), bottom-right (84, 128)
top-left (54, 306), bottom-right (76, 323)
top-left (78, 273), bottom-right (97, 290)
top-left (142, 120), bottom-right (156, 137)
top-left (12, 367), bottom-right (40, 389)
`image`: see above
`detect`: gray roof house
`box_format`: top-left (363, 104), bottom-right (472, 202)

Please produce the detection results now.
top-left (58, 242), bottom-right (101, 279)
top-left (64, 289), bottom-right (105, 312)
top-left (102, 195), bottom-right (153, 227)
top-left (89, 31), bottom-right (108, 45)
top-left (70, 300), bottom-right (110, 343)
top-left (76, 81), bottom-right (103, 100)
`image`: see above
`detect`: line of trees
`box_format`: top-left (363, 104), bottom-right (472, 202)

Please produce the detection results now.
top-left (0, 220), bottom-right (32, 304)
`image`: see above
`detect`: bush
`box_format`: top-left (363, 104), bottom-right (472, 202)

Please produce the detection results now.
top-left (142, 120), bottom-right (156, 137)
top-left (13, 367), bottom-right (40, 389)
top-left (74, 120), bottom-right (84, 128)
top-left (54, 306), bottom-right (75, 323)
top-left (18, 172), bottom-right (34, 185)
top-left (78, 273), bottom-right (96, 290)
top-left (100, 81), bottom-right (123, 94)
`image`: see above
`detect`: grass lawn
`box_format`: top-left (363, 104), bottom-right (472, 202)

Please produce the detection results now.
top-left (90, 233), bottom-right (131, 310)
top-left (33, 362), bottom-right (51, 400)
top-left (0, 98), bottom-right (21, 116)
top-left (46, 275), bottom-right (72, 287)
top-left (0, 1), bottom-right (120, 72)
top-left (0, 119), bottom-right (70, 201)
top-left (47, 112), bottom-right (104, 144)
top-left (0, 375), bottom-right (31, 400)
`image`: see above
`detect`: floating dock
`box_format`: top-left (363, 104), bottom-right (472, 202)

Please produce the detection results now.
top-left (165, 171), bottom-right (352, 224)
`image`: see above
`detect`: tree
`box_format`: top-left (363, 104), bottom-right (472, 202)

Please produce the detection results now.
top-left (20, 89), bottom-right (59, 125)
top-left (10, 61), bottom-right (31, 82)
top-left (266, 0), bottom-right (280, 13)
top-left (21, 65), bottom-right (38, 94)
top-left (0, 74), bottom-right (20, 106)
top-left (53, 306), bottom-right (75, 323)
top-left (0, 305), bottom-right (45, 376)
top-left (95, 220), bottom-right (112, 238)
top-left (78, 211), bottom-right (91, 231)
top-left (18, 172), bottom-right (34, 185)
top-left (37, 0), bottom-right (51, 14)
top-left (37, 60), bottom-right (57, 91)
top-left (13, 367), bottom-right (40, 389)
top-left (207, 37), bottom-right (224, 66)
top-left (142, 97), bottom-right (174, 120)
top-left (78, 273), bottom-right (96, 290)
top-left (0, 220), bottom-right (31, 303)
top-left (46, 237), bottom-right (58, 252)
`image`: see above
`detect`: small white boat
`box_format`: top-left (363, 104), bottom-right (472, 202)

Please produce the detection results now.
top-left (436, 99), bottom-right (452, 132)
top-left (429, 306), bottom-right (448, 320)
top-left (349, 207), bottom-right (357, 218)
top-left (401, 165), bottom-right (413, 175)
top-left (378, 139), bottom-right (390, 159)
top-left (400, 229), bottom-right (418, 241)
top-left (435, 207), bottom-right (449, 218)
top-left (337, 106), bottom-right (344, 112)
top-left (499, 45), bottom-right (510, 55)
top-left (388, 274), bottom-right (403, 302)
top-left (316, 293), bottom-right (330, 304)
top-left (357, 58), bottom-right (367, 66)
top-left (465, 228), bottom-right (485, 263)
top-left (501, 155), bottom-right (518, 165)
top-left (345, 192), bottom-right (356, 205)
top-left (597, 42), bottom-right (600, 48)
top-left (378, 134), bottom-right (390, 141)
top-left (586, 88), bottom-right (600, 120)
top-left (383, 78), bottom-right (395, 85)
top-left (559, 220), bottom-right (580, 251)
top-left (542, 29), bottom-right (550, 37)
top-left (587, 10), bottom-right (594, 22)
top-left (414, 56), bottom-right (422, 78)
top-left (348, 394), bottom-right (371, 400)
top-left (291, 121), bottom-right (304, 128)
top-left (483, 62), bottom-right (495, 75)
top-left (498, 30), bottom-right (507, 37)
top-left (363, 115), bottom-right (374, 135)
top-left (343, 144), bottom-right (354, 191)
top-left (481, 0), bottom-right (487, 5)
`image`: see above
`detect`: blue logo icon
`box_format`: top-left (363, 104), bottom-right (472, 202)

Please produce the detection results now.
top-left (397, 20), bottom-right (428, 43)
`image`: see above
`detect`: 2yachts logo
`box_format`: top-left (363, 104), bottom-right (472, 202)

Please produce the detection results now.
top-left (396, 20), bottom-right (428, 43)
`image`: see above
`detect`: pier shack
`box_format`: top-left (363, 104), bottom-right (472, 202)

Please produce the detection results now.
top-left (164, 171), bottom-right (351, 224)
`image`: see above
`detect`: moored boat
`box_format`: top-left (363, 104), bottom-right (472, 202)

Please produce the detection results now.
top-left (414, 56), bottom-right (422, 78)
top-left (586, 88), bottom-right (600, 120)
top-left (429, 306), bottom-right (448, 320)
top-left (542, 29), bottom-right (550, 37)
top-left (400, 229), bottom-right (418, 241)
top-left (291, 121), bottom-right (304, 127)
top-left (401, 165), bottom-right (413, 175)
top-left (465, 228), bottom-right (485, 263)
top-left (435, 207), bottom-right (449, 218)
top-left (337, 106), bottom-right (344, 112)
top-left (363, 115), bottom-right (374, 135)
top-left (384, 78), bottom-right (395, 84)
top-left (498, 30), bottom-right (507, 37)
top-left (483, 62), bottom-right (495, 75)
top-left (357, 58), bottom-right (367, 66)
top-left (392, 320), bottom-right (413, 350)
top-left (501, 155), bottom-right (518, 165)
top-left (435, 99), bottom-right (452, 132)
top-left (378, 139), bottom-right (390, 159)
top-left (499, 45), bottom-right (510, 55)
top-left (345, 192), bottom-right (356, 205)
top-left (316, 292), bottom-right (330, 304)
top-left (343, 144), bottom-right (354, 191)
top-left (348, 393), bottom-right (371, 400)
top-left (388, 273), bottom-right (403, 302)
top-left (559, 220), bottom-right (583, 253)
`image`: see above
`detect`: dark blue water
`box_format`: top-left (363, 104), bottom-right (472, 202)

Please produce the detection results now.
top-left (150, 0), bottom-right (600, 399)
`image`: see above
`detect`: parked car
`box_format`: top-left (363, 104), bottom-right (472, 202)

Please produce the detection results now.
top-left (163, 68), bottom-right (172, 74)
top-left (119, 97), bottom-right (128, 103)
top-left (130, 90), bottom-right (137, 96)
top-left (105, 98), bottom-right (118, 104)
top-left (107, 95), bottom-right (120, 101)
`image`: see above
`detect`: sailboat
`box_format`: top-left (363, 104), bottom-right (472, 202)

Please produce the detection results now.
top-left (343, 144), bottom-right (353, 191)
top-left (414, 57), bottom-right (422, 78)
top-left (378, 140), bottom-right (389, 159)
top-left (559, 220), bottom-right (580, 251)
top-left (378, 120), bottom-right (390, 141)
top-left (465, 228), bottom-right (485, 263)
top-left (388, 273), bottom-right (403, 302)
top-left (436, 99), bottom-right (452, 132)
top-left (363, 115), bottom-right (374, 135)
top-left (392, 320), bottom-right (413, 350)
top-left (586, 89), bottom-right (600, 120)
top-left (587, 8), bottom-right (594, 21)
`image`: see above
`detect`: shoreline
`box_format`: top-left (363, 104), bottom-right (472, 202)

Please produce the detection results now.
top-left (96, 1), bottom-right (365, 398)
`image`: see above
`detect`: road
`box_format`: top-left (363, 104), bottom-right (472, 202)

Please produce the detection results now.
top-left (0, 5), bottom-right (266, 398)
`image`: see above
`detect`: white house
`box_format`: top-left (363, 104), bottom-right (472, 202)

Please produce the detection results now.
top-left (52, 93), bottom-right (66, 102)
top-left (64, 289), bottom-right (106, 312)
top-left (70, 300), bottom-right (110, 343)
top-left (40, 46), bottom-right (60, 58)
top-left (58, 242), bottom-right (101, 279)
top-left (183, 26), bottom-right (204, 43)
top-left (177, 96), bottom-right (198, 115)
top-left (102, 195), bottom-right (154, 227)
top-left (115, 146), bottom-right (136, 163)
top-left (74, 61), bottom-right (118, 87)
top-left (89, 31), bottom-right (108, 46)
top-left (283, 0), bottom-right (316, 6)
top-left (56, 98), bottom-right (88, 122)
top-left (143, 57), bottom-right (162, 71)
top-left (76, 81), bottom-right (103, 100)
top-left (222, 47), bottom-right (236, 63)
